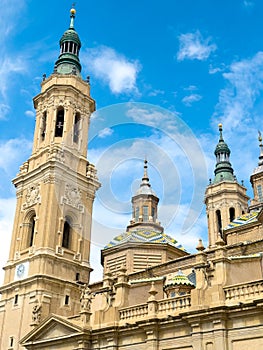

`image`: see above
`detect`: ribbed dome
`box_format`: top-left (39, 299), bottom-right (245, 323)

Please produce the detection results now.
top-left (135, 184), bottom-right (157, 196)
top-left (165, 270), bottom-right (195, 287)
top-left (214, 140), bottom-right (230, 155)
top-left (60, 28), bottom-right (81, 47)
top-left (104, 228), bottom-right (185, 251)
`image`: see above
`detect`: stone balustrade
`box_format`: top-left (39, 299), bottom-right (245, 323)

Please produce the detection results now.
top-left (120, 303), bottom-right (148, 321)
top-left (158, 295), bottom-right (191, 315)
top-left (224, 279), bottom-right (263, 304)
top-left (119, 295), bottom-right (191, 322)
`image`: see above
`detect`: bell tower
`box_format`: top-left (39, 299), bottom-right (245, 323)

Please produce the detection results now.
top-left (0, 8), bottom-right (100, 350)
top-left (250, 131), bottom-right (263, 210)
top-left (204, 124), bottom-right (249, 247)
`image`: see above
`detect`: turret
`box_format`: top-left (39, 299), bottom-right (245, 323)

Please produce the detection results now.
top-left (205, 124), bottom-right (249, 247)
top-left (250, 131), bottom-right (263, 210)
top-left (127, 159), bottom-right (162, 232)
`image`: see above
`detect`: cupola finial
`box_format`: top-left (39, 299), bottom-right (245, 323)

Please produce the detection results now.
top-left (258, 130), bottom-right (263, 166)
top-left (218, 123), bottom-right (223, 141)
top-left (70, 4), bottom-right (76, 29)
top-left (143, 158), bottom-right (149, 181)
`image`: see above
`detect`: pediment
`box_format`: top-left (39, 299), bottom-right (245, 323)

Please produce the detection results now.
top-left (21, 314), bottom-right (83, 345)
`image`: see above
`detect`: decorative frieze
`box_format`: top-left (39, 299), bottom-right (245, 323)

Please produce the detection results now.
top-left (23, 184), bottom-right (41, 209)
top-left (62, 183), bottom-right (83, 211)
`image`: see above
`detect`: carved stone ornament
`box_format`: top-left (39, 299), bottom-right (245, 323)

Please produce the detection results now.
top-left (23, 184), bottom-right (40, 209)
top-left (80, 284), bottom-right (93, 312)
top-left (63, 183), bottom-right (82, 209)
top-left (31, 301), bottom-right (42, 325)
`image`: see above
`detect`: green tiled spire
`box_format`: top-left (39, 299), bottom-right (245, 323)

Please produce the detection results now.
top-left (54, 6), bottom-right (82, 76)
top-left (213, 124), bottom-right (235, 183)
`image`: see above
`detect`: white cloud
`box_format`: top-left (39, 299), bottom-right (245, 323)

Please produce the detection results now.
top-left (0, 57), bottom-right (28, 99)
top-left (25, 110), bottom-right (35, 118)
top-left (243, 0), bottom-right (254, 8)
top-left (0, 2), bottom-right (28, 117)
top-left (0, 138), bottom-right (32, 174)
top-left (148, 89), bottom-right (165, 97)
top-left (177, 30), bottom-right (216, 61)
top-left (0, 104), bottom-right (10, 120)
top-left (0, 197), bottom-right (16, 284)
top-left (98, 127), bottom-right (113, 138)
top-left (213, 52), bottom-right (263, 131)
top-left (184, 85), bottom-right (198, 91)
top-left (1, 0), bottom-right (27, 40)
top-left (82, 46), bottom-right (141, 94)
top-left (126, 105), bottom-right (181, 130)
top-left (182, 94), bottom-right (202, 106)
top-left (209, 63), bottom-right (226, 75)
top-left (209, 52), bottom-right (263, 192)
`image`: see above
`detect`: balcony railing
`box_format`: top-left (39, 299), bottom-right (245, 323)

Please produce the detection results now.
top-left (224, 279), bottom-right (263, 304)
top-left (119, 295), bottom-right (191, 322)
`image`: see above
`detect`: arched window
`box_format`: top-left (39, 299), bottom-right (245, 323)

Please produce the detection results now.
top-left (28, 215), bottom-right (36, 247)
top-left (143, 206), bottom-right (148, 222)
top-left (55, 108), bottom-right (64, 137)
top-left (216, 210), bottom-right (222, 236)
top-left (135, 207), bottom-right (139, 222)
top-left (151, 207), bottom-right (156, 221)
top-left (257, 184), bottom-right (263, 202)
top-left (62, 216), bottom-right (71, 249)
top-left (41, 111), bottom-right (47, 141)
top-left (73, 113), bottom-right (81, 143)
top-left (229, 207), bottom-right (235, 222)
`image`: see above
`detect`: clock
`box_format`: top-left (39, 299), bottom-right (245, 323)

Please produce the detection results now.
top-left (15, 261), bottom-right (29, 280)
top-left (16, 264), bottom-right (25, 278)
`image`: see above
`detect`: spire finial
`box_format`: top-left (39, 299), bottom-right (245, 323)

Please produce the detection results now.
top-left (218, 123), bottom-right (223, 141)
top-left (258, 130), bottom-right (263, 166)
top-left (143, 158), bottom-right (148, 180)
top-left (70, 4), bottom-right (76, 28)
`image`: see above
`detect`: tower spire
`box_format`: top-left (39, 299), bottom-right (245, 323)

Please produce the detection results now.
top-left (140, 159), bottom-right (152, 190)
top-left (213, 123), bottom-right (235, 183)
top-left (258, 131), bottom-right (263, 166)
top-left (54, 6), bottom-right (82, 76)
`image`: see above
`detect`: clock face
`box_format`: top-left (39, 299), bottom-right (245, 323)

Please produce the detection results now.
top-left (15, 261), bottom-right (29, 280)
top-left (17, 264), bottom-right (25, 278)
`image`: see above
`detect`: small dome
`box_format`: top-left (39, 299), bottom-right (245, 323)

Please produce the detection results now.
top-left (164, 270), bottom-right (195, 288)
top-left (60, 28), bottom-right (81, 47)
top-left (135, 183), bottom-right (157, 196)
top-left (214, 140), bottom-right (230, 155)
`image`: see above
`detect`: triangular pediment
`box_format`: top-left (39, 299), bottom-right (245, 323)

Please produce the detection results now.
top-left (21, 314), bottom-right (84, 345)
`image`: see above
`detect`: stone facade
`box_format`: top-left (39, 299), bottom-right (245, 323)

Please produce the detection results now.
top-left (1, 7), bottom-right (263, 350)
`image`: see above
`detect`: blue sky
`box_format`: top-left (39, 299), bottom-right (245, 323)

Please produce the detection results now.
top-left (0, 0), bottom-right (263, 282)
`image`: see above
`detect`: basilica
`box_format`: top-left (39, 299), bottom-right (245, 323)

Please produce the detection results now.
top-left (0, 8), bottom-right (263, 350)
